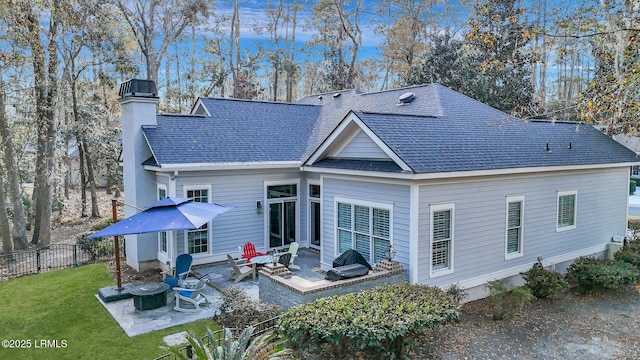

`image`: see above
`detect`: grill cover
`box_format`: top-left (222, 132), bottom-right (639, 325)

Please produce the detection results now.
top-left (325, 263), bottom-right (370, 281)
top-left (332, 249), bottom-right (372, 270)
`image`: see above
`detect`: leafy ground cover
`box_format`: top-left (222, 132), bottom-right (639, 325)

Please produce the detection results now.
top-left (0, 264), bottom-right (217, 360)
top-left (415, 286), bottom-right (640, 359)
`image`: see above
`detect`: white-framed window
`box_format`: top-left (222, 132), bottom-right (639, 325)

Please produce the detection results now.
top-left (632, 166), bottom-right (640, 176)
top-left (430, 203), bottom-right (454, 277)
top-left (157, 184), bottom-right (168, 255)
top-left (185, 186), bottom-right (211, 255)
top-left (335, 197), bottom-right (392, 265)
top-left (557, 190), bottom-right (577, 232)
top-left (505, 196), bottom-right (524, 259)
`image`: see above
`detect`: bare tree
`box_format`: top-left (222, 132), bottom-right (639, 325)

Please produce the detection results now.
top-left (306, 0), bottom-right (363, 91)
top-left (116, 0), bottom-right (211, 83)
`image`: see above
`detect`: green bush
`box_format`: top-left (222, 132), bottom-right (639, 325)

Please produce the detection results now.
top-left (445, 283), bottom-right (468, 304)
top-left (631, 179), bottom-right (637, 194)
top-left (614, 243), bottom-right (640, 269)
top-left (91, 217), bottom-right (121, 231)
top-left (77, 233), bottom-right (116, 261)
top-left (565, 256), bottom-right (639, 294)
top-left (164, 327), bottom-right (292, 360)
top-left (215, 287), bottom-right (281, 330)
top-left (521, 268), bottom-right (568, 298)
top-left (487, 280), bottom-right (535, 320)
top-left (278, 283), bottom-right (460, 359)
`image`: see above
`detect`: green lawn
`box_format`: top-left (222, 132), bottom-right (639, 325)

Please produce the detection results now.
top-left (0, 264), bottom-right (218, 359)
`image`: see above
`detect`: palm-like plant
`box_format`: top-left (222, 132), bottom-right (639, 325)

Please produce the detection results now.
top-left (165, 326), bottom-right (292, 360)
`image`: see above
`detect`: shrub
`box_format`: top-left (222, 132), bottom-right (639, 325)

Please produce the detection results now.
top-left (164, 326), bottom-right (292, 360)
top-left (278, 283), bottom-right (460, 359)
top-left (565, 256), bottom-right (639, 294)
top-left (613, 243), bottom-right (640, 269)
top-left (215, 287), bottom-right (281, 330)
top-left (445, 283), bottom-right (468, 304)
top-left (487, 280), bottom-right (535, 320)
top-left (628, 219), bottom-right (640, 241)
top-left (521, 268), bottom-right (568, 298)
top-left (77, 233), bottom-right (116, 261)
top-left (91, 216), bottom-right (121, 231)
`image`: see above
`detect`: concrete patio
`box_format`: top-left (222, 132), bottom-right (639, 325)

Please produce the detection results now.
top-left (97, 249), bottom-right (321, 337)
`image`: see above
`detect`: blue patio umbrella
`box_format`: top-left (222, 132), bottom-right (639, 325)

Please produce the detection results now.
top-left (90, 197), bottom-right (235, 296)
top-left (88, 197), bottom-right (236, 238)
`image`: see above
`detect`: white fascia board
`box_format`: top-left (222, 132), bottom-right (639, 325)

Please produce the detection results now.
top-left (144, 161), bottom-right (302, 172)
top-left (301, 162), bottom-right (640, 180)
top-left (305, 111), bottom-right (412, 172)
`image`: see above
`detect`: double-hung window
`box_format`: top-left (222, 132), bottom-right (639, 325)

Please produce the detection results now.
top-left (336, 199), bottom-right (391, 264)
top-left (430, 203), bottom-right (454, 276)
top-left (557, 190), bottom-right (577, 232)
top-left (157, 185), bottom-right (168, 255)
top-left (505, 196), bottom-right (524, 259)
top-left (186, 188), bottom-right (210, 254)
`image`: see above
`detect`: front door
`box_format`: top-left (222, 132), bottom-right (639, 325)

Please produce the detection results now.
top-left (267, 184), bottom-right (297, 248)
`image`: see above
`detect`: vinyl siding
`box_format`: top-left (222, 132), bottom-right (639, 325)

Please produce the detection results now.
top-left (416, 167), bottom-right (629, 287)
top-left (321, 177), bottom-right (411, 273)
top-left (171, 168), bottom-right (304, 264)
top-left (336, 130), bottom-right (390, 159)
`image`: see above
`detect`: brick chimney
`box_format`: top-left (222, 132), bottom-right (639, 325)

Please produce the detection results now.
top-left (118, 79), bottom-right (159, 270)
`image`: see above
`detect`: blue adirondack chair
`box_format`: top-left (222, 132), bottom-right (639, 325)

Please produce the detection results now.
top-left (162, 254), bottom-right (193, 288)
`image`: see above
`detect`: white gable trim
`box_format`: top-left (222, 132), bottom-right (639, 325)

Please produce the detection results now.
top-left (189, 98), bottom-right (211, 116)
top-left (305, 111), bottom-right (412, 172)
top-left (141, 130), bottom-right (160, 166)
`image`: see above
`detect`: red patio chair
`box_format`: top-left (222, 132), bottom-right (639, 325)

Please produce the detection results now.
top-left (242, 242), bottom-right (266, 261)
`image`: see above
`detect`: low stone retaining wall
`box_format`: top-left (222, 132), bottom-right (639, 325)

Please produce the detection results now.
top-left (259, 261), bottom-right (407, 310)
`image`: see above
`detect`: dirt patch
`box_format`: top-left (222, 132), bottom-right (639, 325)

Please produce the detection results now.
top-left (416, 287), bottom-right (640, 359)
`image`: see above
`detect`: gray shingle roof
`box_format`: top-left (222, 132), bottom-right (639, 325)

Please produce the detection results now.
top-left (349, 111), bottom-right (638, 173)
top-left (141, 83), bottom-right (637, 172)
top-left (143, 100), bottom-right (320, 164)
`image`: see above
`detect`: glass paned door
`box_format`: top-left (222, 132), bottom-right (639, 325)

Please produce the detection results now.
top-left (310, 201), bottom-right (321, 248)
top-left (269, 201), bottom-right (296, 248)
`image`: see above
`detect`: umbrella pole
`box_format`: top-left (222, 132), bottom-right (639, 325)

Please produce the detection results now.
top-left (112, 199), bottom-right (122, 289)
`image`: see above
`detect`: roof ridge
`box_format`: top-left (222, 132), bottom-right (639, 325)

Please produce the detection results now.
top-left (157, 113), bottom-right (205, 118)
top-left (358, 83), bottom-right (436, 97)
top-left (357, 110), bottom-right (437, 119)
top-left (199, 96), bottom-right (317, 107)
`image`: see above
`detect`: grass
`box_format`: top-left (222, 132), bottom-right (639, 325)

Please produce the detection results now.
top-left (0, 264), bottom-right (218, 359)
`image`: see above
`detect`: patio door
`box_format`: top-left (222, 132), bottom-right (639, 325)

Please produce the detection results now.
top-left (309, 184), bottom-right (321, 250)
top-left (267, 184), bottom-right (297, 249)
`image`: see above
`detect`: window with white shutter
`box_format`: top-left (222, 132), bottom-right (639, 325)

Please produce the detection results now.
top-left (505, 196), bottom-right (524, 259)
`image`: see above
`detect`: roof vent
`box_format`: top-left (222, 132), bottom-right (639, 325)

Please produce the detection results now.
top-left (333, 92), bottom-right (341, 98)
top-left (119, 79), bottom-right (158, 98)
top-left (398, 92), bottom-right (415, 104)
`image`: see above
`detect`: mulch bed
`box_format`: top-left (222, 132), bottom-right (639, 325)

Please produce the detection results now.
top-left (414, 286), bottom-right (640, 359)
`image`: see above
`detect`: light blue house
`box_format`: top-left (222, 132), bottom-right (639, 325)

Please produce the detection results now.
top-left (119, 79), bottom-right (637, 297)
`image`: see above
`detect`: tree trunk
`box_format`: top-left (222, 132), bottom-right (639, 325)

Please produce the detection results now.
top-left (79, 140), bottom-right (88, 217)
top-left (0, 73), bottom-right (29, 250)
top-left (30, 3), bottom-right (60, 246)
top-left (83, 142), bottom-right (100, 218)
top-left (0, 170), bottom-right (13, 254)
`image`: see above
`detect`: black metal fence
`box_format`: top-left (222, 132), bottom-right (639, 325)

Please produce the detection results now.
top-left (0, 241), bottom-right (124, 280)
top-left (154, 316), bottom-right (281, 360)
